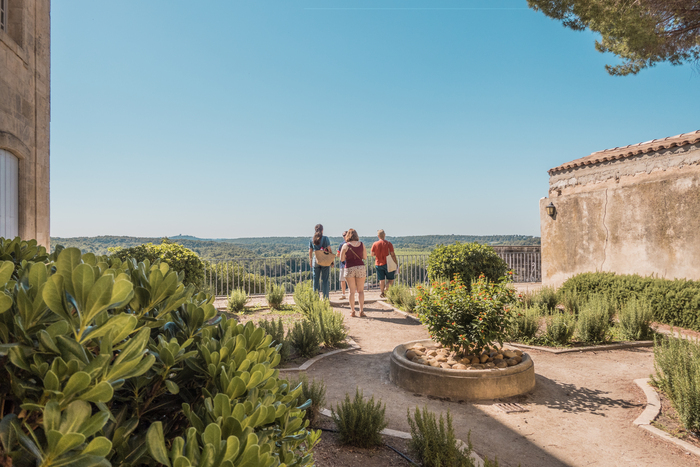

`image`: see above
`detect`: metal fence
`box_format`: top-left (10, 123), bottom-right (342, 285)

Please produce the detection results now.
top-left (203, 248), bottom-right (541, 297)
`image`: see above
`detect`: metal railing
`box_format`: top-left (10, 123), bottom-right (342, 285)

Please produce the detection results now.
top-left (203, 248), bottom-right (541, 297)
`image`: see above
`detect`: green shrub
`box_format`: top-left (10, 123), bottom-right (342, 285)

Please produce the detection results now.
top-left (576, 297), bottom-right (611, 343)
top-left (586, 293), bottom-right (616, 322)
top-left (401, 288), bottom-right (417, 312)
top-left (618, 297), bottom-right (654, 340)
top-left (332, 388), bottom-right (387, 448)
top-left (427, 242), bottom-right (509, 288)
top-left (652, 334), bottom-right (700, 433)
top-left (407, 406), bottom-right (475, 467)
top-left (560, 288), bottom-right (580, 315)
top-left (535, 286), bottom-right (559, 312)
top-left (560, 272), bottom-right (700, 331)
top-left (258, 317), bottom-right (291, 362)
top-left (545, 312), bottom-right (576, 345)
top-left (315, 305), bottom-right (347, 348)
top-left (290, 320), bottom-right (322, 358)
top-left (227, 287), bottom-right (249, 312)
top-left (294, 281), bottom-right (317, 316)
top-left (110, 237), bottom-right (205, 288)
top-left (0, 241), bottom-right (319, 467)
top-left (289, 374), bottom-right (327, 426)
top-left (293, 282), bottom-right (347, 348)
top-left (386, 284), bottom-right (402, 306)
top-left (508, 305), bottom-right (541, 342)
top-left (266, 283), bottom-right (286, 309)
top-left (386, 284), bottom-right (417, 312)
top-left (415, 274), bottom-right (517, 355)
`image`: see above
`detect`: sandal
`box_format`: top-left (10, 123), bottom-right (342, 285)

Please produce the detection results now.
top-left (360, 312), bottom-right (367, 317)
top-left (351, 312), bottom-right (357, 317)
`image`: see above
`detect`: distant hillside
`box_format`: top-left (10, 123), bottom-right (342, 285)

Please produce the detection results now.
top-left (52, 234), bottom-right (540, 262)
top-left (51, 236), bottom-right (255, 261)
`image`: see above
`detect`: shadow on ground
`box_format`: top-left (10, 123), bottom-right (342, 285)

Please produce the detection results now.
top-left (525, 375), bottom-right (642, 416)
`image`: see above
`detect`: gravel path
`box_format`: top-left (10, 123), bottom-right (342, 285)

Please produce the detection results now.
top-left (306, 301), bottom-right (700, 467)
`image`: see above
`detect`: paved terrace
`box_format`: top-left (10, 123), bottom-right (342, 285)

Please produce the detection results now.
top-left (215, 288), bottom-right (697, 467)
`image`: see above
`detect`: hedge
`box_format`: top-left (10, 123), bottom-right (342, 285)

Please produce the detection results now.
top-left (560, 272), bottom-right (700, 331)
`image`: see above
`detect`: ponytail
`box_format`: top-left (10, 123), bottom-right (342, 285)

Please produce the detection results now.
top-left (312, 224), bottom-right (324, 246)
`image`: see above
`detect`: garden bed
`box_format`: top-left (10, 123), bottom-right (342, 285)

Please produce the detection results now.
top-left (312, 415), bottom-right (414, 467)
top-left (220, 304), bottom-right (352, 369)
top-left (652, 390), bottom-right (700, 451)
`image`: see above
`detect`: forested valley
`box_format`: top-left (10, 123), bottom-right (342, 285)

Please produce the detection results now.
top-left (51, 234), bottom-right (540, 261)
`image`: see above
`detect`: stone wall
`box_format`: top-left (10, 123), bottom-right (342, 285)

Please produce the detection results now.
top-left (541, 142), bottom-right (700, 288)
top-left (0, 0), bottom-right (50, 247)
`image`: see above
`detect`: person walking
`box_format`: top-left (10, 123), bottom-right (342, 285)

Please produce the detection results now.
top-left (309, 224), bottom-right (332, 300)
top-left (336, 231), bottom-right (348, 300)
top-left (371, 229), bottom-right (398, 298)
top-left (339, 229), bottom-right (367, 317)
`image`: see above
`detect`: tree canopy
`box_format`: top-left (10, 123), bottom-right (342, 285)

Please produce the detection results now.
top-left (528, 0), bottom-right (700, 75)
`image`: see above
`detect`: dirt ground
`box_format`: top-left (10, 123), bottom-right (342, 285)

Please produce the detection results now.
top-left (303, 299), bottom-right (700, 467)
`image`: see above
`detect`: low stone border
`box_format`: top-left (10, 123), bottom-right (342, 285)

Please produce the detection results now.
top-left (278, 338), bottom-right (360, 373)
top-left (318, 408), bottom-right (485, 466)
top-left (633, 378), bottom-right (700, 457)
top-left (506, 340), bottom-right (653, 354)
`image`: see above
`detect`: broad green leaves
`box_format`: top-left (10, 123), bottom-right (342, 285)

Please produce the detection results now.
top-left (1, 238), bottom-right (318, 467)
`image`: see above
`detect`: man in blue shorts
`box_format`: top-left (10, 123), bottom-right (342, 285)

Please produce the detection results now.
top-left (371, 229), bottom-right (398, 298)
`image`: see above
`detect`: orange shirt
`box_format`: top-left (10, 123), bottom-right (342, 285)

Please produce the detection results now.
top-left (371, 239), bottom-right (394, 266)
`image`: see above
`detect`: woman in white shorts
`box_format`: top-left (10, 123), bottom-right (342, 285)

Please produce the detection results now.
top-left (340, 229), bottom-right (367, 317)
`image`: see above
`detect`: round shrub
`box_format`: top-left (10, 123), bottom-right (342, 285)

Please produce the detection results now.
top-left (427, 242), bottom-right (508, 288)
top-left (415, 274), bottom-right (517, 355)
top-left (110, 238), bottom-right (205, 288)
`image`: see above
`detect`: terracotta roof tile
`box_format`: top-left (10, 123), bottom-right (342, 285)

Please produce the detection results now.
top-left (548, 130), bottom-right (700, 174)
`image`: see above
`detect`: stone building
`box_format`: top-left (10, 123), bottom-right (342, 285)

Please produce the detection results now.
top-left (0, 0), bottom-right (50, 246)
top-left (540, 130), bottom-right (700, 287)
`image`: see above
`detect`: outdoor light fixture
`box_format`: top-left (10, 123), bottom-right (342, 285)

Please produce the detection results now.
top-left (546, 202), bottom-right (556, 218)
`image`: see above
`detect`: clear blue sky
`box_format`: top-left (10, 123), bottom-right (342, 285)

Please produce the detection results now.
top-left (50, 0), bottom-right (700, 239)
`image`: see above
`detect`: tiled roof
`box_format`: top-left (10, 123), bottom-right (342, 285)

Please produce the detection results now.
top-left (548, 130), bottom-right (700, 174)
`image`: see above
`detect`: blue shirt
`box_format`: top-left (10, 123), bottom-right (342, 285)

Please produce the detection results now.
top-left (310, 236), bottom-right (331, 266)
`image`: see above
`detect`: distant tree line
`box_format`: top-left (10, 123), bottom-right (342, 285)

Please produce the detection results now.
top-left (51, 234), bottom-right (540, 262)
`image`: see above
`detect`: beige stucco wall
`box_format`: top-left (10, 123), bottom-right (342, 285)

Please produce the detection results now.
top-left (0, 0), bottom-right (50, 248)
top-left (541, 143), bottom-right (700, 288)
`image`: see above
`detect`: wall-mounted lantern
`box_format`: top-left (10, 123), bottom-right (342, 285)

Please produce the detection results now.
top-left (545, 202), bottom-right (556, 218)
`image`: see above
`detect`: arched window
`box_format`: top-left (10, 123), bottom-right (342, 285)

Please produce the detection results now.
top-left (0, 149), bottom-right (19, 238)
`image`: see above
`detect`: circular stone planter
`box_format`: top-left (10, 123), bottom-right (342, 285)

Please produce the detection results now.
top-left (389, 339), bottom-right (536, 401)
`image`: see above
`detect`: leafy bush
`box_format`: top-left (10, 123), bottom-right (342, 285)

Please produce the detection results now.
top-left (332, 389), bottom-right (387, 448)
top-left (0, 240), bottom-right (319, 467)
top-left (289, 374), bottom-right (327, 426)
top-left (560, 272), bottom-right (700, 331)
top-left (508, 305), bottom-right (541, 342)
top-left (386, 285), bottom-right (417, 313)
top-left (386, 285), bottom-right (402, 306)
top-left (544, 312), bottom-right (576, 345)
top-left (258, 317), bottom-right (291, 363)
top-left (618, 297), bottom-right (654, 341)
top-left (652, 334), bottom-right (700, 433)
top-left (560, 288), bottom-right (580, 315)
top-left (110, 237), bottom-right (205, 288)
top-left (407, 406), bottom-right (475, 467)
top-left (289, 320), bottom-right (322, 358)
top-left (415, 274), bottom-right (517, 355)
top-left (293, 282), bottom-right (347, 348)
top-left (427, 242), bottom-right (508, 288)
top-left (227, 287), bottom-right (249, 312)
top-left (576, 297), bottom-right (611, 343)
top-left (535, 286), bottom-right (559, 312)
top-left (266, 283), bottom-right (286, 309)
